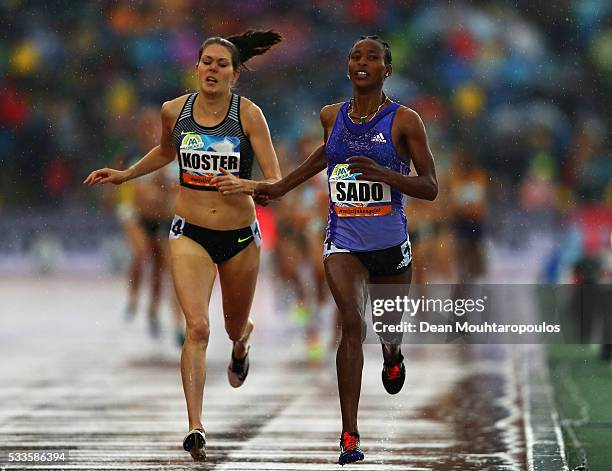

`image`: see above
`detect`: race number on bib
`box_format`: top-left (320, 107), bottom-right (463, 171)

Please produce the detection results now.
top-left (169, 215), bottom-right (185, 240)
top-left (329, 164), bottom-right (392, 217)
top-left (179, 133), bottom-right (241, 188)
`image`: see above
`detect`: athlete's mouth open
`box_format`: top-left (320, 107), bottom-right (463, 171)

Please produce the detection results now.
top-left (355, 71), bottom-right (369, 78)
top-left (205, 76), bottom-right (218, 83)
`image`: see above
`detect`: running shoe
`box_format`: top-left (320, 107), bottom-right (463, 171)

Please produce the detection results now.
top-left (290, 303), bottom-right (310, 326)
top-left (307, 336), bottom-right (324, 364)
top-left (381, 353), bottom-right (405, 395)
top-left (338, 431), bottom-right (364, 466)
top-left (182, 428), bottom-right (206, 461)
top-left (227, 345), bottom-right (250, 388)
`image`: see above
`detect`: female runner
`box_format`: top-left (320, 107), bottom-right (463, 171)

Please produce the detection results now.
top-left (255, 35), bottom-right (437, 466)
top-left (85, 30), bottom-right (282, 460)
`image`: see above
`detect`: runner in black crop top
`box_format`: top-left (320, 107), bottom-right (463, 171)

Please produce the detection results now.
top-left (84, 31), bottom-right (283, 462)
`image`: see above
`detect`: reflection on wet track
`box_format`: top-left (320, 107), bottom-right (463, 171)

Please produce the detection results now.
top-left (0, 278), bottom-right (525, 470)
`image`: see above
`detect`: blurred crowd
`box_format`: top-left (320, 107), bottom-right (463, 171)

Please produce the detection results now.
top-left (2, 0), bottom-right (611, 285)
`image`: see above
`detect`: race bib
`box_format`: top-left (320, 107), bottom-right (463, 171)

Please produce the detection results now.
top-left (179, 132), bottom-right (241, 188)
top-left (329, 164), bottom-right (391, 217)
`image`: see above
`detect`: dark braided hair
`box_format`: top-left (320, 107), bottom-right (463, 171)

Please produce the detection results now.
top-left (198, 30), bottom-right (282, 70)
top-left (350, 35), bottom-right (392, 65)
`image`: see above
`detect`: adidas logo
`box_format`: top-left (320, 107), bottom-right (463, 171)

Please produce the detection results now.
top-left (397, 257), bottom-right (410, 269)
top-left (371, 132), bottom-right (387, 143)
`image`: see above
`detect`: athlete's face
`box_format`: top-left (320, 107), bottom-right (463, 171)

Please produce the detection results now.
top-left (347, 39), bottom-right (391, 88)
top-left (197, 44), bottom-right (240, 95)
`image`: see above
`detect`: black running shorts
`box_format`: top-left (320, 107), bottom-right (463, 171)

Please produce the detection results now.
top-left (323, 239), bottom-right (412, 277)
top-left (169, 215), bottom-right (261, 264)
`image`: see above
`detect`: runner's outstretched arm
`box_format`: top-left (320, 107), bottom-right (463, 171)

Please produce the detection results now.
top-left (254, 143), bottom-right (326, 203)
top-left (84, 101), bottom-right (176, 185)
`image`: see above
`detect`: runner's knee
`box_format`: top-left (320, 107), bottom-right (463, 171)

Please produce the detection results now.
top-left (186, 319), bottom-right (210, 344)
top-left (341, 312), bottom-right (366, 342)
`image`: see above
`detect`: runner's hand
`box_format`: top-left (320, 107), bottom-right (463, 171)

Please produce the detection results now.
top-left (211, 168), bottom-right (253, 195)
top-left (83, 168), bottom-right (129, 185)
top-left (253, 182), bottom-right (284, 206)
top-left (347, 156), bottom-right (391, 183)
top-left (252, 193), bottom-right (270, 206)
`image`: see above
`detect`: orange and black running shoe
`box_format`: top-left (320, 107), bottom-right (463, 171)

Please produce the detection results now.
top-left (381, 353), bottom-right (405, 394)
top-left (338, 431), bottom-right (364, 466)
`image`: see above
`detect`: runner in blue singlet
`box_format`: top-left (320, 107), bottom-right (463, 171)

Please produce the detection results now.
top-left (255, 35), bottom-right (438, 466)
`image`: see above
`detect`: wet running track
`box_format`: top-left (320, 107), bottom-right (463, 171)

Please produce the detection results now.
top-left (0, 277), bottom-right (529, 470)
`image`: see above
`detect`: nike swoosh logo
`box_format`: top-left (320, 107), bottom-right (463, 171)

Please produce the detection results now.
top-left (238, 235), bottom-right (253, 243)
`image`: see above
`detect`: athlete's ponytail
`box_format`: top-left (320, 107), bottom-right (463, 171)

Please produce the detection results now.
top-left (198, 30), bottom-right (282, 70)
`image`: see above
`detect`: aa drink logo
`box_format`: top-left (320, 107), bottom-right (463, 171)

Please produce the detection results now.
top-left (180, 132), bottom-right (205, 151)
top-left (330, 163), bottom-right (353, 181)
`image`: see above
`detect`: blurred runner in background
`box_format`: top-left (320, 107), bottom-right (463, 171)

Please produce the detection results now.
top-left (448, 147), bottom-right (488, 282)
top-left (103, 107), bottom-right (184, 342)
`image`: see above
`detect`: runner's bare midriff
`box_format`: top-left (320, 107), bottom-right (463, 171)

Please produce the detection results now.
top-left (175, 186), bottom-right (256, 230)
